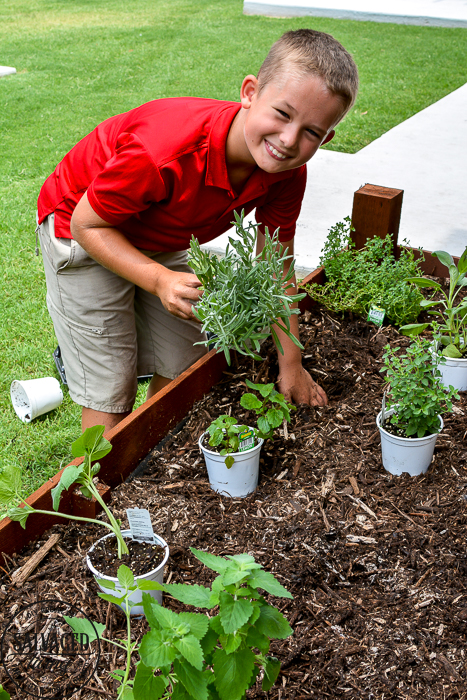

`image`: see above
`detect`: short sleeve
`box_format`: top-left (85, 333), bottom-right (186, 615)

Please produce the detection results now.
top-left (255, 166), bottom-right (307, 241)
top-left (87, 132), bottom-right (166, 224)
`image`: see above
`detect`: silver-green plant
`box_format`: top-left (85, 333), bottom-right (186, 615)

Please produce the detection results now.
top-left (188, 210), bottom-right (305, 364)
top-left (400, 248), bottom-right (467, 357)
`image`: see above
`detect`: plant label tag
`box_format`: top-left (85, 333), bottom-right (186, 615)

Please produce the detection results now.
top-left (367, 305), bottom-right (385, 327)
top-left (238, 429), bottom-right (254, 452)
top-left (126, 508), bottom-right (156, 543)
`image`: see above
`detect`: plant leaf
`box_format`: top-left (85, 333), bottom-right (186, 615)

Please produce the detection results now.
top-left (240, 394), bottom-right (262, 411)
top-left (51, 465), bottom-right (84, 511)
top-left (117, 564), bottom-right (135, 589)
top-left (139, 629), bottom-right (177, 668)
top-left (218, 591), bottom-right (254, 634)
top-left (254, 604), bottom-right (293, 639)
top-left (442, 343), bottom-right (463, 358)
top-left (71, 425), bottom-right (112, 461)
top-left (406, 277), bottom-right (443, 290)
top-left (248, 569), bottom-right (293, 599)
top-left (178, 613), bottom-right (209, 640)
top-left (133, 662), bottom-right (168, 700)
top-left (174, 635), bottom-right (204, 671)
top-left (161, 583), bottom-right (213, 609)
top-left (432, 250), bottom-right (455, 270)
top-left (63, 615), bottom-right (105, 644)
top-left (0, 465), bottom-right (22, 505)
top-left (7, 504), bottom-right (34, 529)
top-left (399, 323), bottom-right (429, 336)
top-left (262, 656), bottom-right (281, 692)
top-left (213, 647), bottom-right (256, 700)
top-left (173, 658), bottom-right (208, 700)
top-left (0, 684), bottom-right (10, 700)
top-left (190, 548), bottom-right (229, 574)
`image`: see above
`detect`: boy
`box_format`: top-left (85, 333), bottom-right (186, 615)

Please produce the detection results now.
top-left (37, 28), bottom-right (358, 433)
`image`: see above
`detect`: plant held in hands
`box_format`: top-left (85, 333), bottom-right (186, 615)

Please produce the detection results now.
top-left (0, 426), bottom-right (129, 558)
top-left (305, 218), bottom-right (424, 326)
top-left (381, 338), bottom-right (459, 438)
top-left (189, 210), bottom-right (305, 364)
top-left (400, 247), bottom-right (467, 357)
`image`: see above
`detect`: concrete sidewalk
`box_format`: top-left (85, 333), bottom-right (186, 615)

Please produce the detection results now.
top-left (205, 81), bottom-right (467, 277)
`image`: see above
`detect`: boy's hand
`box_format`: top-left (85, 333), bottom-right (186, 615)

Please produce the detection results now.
top-left (277, 365), bottom-right (328, 407)
top-left (153, 267), bottom-right (203, 321)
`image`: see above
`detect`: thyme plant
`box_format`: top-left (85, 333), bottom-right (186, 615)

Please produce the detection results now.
top-left (188, 210), bottom-right (305, 364)
top-left (305, 218), bottom-right (424, 326)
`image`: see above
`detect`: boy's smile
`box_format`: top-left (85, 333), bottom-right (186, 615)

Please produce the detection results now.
top-left (227, 71), bottom-right (345, 180)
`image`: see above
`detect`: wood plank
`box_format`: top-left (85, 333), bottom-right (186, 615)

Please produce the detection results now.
top-left (351, 184), bottom-right (403, 255)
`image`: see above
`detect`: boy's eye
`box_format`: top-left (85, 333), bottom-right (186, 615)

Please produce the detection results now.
top-left (306, 128), bottom-right (320, 138)
top-left (276, 109), bottom-right (289, 119)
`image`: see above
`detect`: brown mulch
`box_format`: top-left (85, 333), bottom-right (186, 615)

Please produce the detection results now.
top-left (1, 304), bottom-right (467, 700)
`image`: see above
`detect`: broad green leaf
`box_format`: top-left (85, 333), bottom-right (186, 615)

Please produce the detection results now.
top-left (173, 658), bottom-right (208, 700)
top-left (219, 632), bottom-right (243, 654)
top-left (139, 629), bottom-right (177, 668)
top-left (227, 553), bottom-right (262, 569)
top-left (399, 323), bottom-right (429, 336)
top-left (174, 635), bottom-right (204, 671)
top-left (240, 393), bottom-right (262, 411)
top-left (161, 583), bottom-right (213, 609)
top-left (249, 569), bottom-right (293, 599)
top-left (245, 626), bottom-right (270, 652)
top-left (7, 504), bottom-right (34, 528)
top-left (222, 565), bottom-right (249, 587)
top-left (218, 592), bottom-right (253, 634)
top-left (63, 615), bottom-right (105, 644)
top-left (200, 625), bottom-right (219, 656)
top-left (121, 687), bottom-right (134, 700)
top-left (133, 662), bottom-right (167, 700)
top-left (171, 682), bottom-right (198, 700)
top-left (254, 604), bottom-right (293, 640)
top-left (257, 416), bottom-right (270, 435)
top-left (262, 656), bottom-right (281, 692)
top-left (0, 685), bottom-right (10, 700)
top-left (51, 465), bottom-right (84, 511)
top-left (97, 592), bottom-right (126, 606)
top-left (117, 565), bottom-right (135, 589)
top-left (178, 613), bottom-right (209, 640)
top-left (406, 277), bottom-right (443, 290)
top-left (442, 343), bottom-right (463, 358)
top-left (95, 577), bottom-right (115, 589)
top-left (71, 425), bottom-right (112, 461)
top-left (224, 456), bottom-right (234, 469)
top-left (143, 599), bottom-right (179, 630)
top-left (137, 580), bottom-right (164, 591)
top-left (190, 548), bottom-right (229, 574)
top-left (266, 408), bottom-right (284, 429)
top-left (213, 647), bottom-right (256, 700)
top-left (0, 465), bottom-right (22, 505)
top-left (458, 247), bottom-right (467, 275)
top-left (433, 250), bottom-right (455, 270)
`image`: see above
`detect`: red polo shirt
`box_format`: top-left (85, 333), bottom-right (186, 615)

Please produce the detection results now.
top-left (38, 97), bottom-right (306, 251)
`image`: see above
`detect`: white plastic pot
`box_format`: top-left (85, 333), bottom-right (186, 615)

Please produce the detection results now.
top-left (86, 530), bottom-right (169, 616)
top-left (10, 377), bottom-right (63, 423)
top-left (376, 409), bottom-right (443, 477)
top-left (199, 428), bottom-right (264, 498)
top-left (435, 351), bottom-right (467, 392)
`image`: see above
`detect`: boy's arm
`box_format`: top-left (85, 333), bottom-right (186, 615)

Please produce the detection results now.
top-left (256, 231), bottom-right (328, 407)
top-left (70, 192), bottom-right (202, 320)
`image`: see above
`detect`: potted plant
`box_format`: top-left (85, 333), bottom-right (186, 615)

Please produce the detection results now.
top-left (188, 210), bottom-right (306, 364)
top-left (66, 548), bottom-right (293, 700)
top-left (0, 426), bottom-right (169, 614)
top-left (377, 338), bottom-right (459, 476)
top-left (400, 247), bottom-right (467, 390)
top-left (198, 380), bottom-right (294, 498)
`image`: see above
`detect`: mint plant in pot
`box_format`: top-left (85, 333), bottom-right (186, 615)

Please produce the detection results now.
top-left (377, 338), bottom-right (459, 476)
top-left (0, 426), bottom-right (168, 614)
top-left (400, 247), bottom-right (467, 390)
top-left (199, 380), bottom-right (294, 497)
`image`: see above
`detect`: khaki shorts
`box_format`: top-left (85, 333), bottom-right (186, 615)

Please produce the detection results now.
top-left (38, 213), bottom-right (207, 412)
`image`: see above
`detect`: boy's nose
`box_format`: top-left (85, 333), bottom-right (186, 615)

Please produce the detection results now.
top-left (279, 124), bottom-right (299, 151)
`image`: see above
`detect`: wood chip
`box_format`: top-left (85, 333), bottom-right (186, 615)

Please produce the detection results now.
top-left (349, 476), bottom-right (360, 496)
top-left (12, 533), bottom-right (60, 586)
top-left (346, 534), bottom-right (377, 544)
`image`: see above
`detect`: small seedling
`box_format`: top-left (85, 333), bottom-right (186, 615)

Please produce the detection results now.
top-left (240, 379), bottom-right (294, 440)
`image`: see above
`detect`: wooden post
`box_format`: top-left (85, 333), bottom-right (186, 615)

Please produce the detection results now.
top-left (351, 184), bottom-right (404, 255)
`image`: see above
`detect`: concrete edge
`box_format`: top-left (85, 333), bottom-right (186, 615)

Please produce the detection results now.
top-left (243, 2), bottom-right (467, 27)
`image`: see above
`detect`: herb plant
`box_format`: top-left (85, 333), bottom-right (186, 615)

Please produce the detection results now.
top-left (400, 247), bottom-right (467, 357)
top-left (0, 426), bottom-right (129, 558)
top-left (204, 381), bottom-right (294, 468)
top-left (305, 218), bottom-right (424, 326)
top-left (381, 338), bottom-right (459, 438)
top-left (72, 549), bottom-right (293, 700)
top-left (189, 210), bottom-right (305, 364)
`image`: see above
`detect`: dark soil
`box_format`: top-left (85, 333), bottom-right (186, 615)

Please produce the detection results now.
top-left (1, 304), bottom-right (467, 700)
top-left (88, 536), bottom-right (166, 578)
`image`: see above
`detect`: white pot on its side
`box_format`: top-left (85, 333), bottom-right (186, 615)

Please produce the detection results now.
top-left (199, 428), bottom-right (264, 498)
top-left (376, 409), bottom-right (443, 477)
top-left (86, 530), bottom-right (169, 616)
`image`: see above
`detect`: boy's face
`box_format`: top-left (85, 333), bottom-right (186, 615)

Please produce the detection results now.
top-left (239, 72), bottom-right (344, 173)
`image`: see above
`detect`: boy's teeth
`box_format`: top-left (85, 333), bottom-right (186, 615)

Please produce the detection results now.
top-left (269, 144), bottom-right (286, 159)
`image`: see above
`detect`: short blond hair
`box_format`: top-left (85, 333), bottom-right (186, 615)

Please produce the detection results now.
top-left (258, 29), bottom-right (359, 121)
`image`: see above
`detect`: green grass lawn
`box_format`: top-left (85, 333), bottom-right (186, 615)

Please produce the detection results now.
top-left (1, 0), bottom-right (466, 504)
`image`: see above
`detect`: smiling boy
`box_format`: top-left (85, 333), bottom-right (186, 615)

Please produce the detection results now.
top-left (37, 29), bottom-right (358, 433)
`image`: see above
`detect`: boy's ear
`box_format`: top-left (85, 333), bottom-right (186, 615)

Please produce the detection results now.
top-left (321, 130), bottom-right (335, 145)
top-left (240, 75), bottom-right (259, 109)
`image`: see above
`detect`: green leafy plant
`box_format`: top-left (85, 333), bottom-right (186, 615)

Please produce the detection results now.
top-left (400, 247), bottom-right (467, 357)
top-left (0, 426), bottom-right (129, 558)
top-left (305, 218), bottom-right (424, 326)
top-left (0, 684), bottom-right (10, 700)
top-left (381, 338), bottom-right (459, 438)
top-left (204, 381), bottom-right (294, 468)
top-left (189, 210), bottom-right (305, 364)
